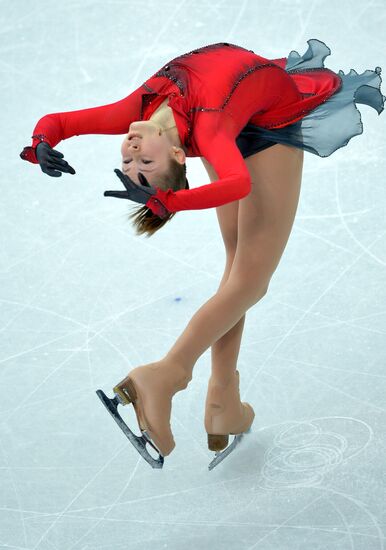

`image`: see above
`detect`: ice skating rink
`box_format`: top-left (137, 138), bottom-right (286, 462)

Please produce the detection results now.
top-left (2, 1), bottom-right (386, 549)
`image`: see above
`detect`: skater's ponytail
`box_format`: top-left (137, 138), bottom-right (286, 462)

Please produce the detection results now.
top-left (128, 159), bottom-right (189, 238)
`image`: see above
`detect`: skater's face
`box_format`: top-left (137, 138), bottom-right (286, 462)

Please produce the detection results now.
top-left (121, 121), bottom-right (181, 187)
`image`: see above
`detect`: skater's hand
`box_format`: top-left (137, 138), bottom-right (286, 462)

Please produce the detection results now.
top-left (104, 169), bottom-right (172, 218)
top-left (36, 142), bottom-right (76, 178)
top-left (104, 168), bottom-right (157, 204)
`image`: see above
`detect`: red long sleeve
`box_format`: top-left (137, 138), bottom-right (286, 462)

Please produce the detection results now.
top-left (21, 84), bottom-right (252, 213)
top-left (146, 112), bottom-right (252, 213)
top-left (19, 84), bottom-right (144, 163)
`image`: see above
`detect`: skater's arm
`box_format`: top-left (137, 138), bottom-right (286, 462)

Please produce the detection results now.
top-left (20, 84), bottom-right (144, 164)
top-left (146, 120), bottom-right (251, 215)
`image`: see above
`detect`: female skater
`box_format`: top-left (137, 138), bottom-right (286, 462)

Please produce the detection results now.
top-left (20, 39), bottom-right (385, 470)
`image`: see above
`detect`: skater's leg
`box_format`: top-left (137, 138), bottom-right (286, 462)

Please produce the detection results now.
top-left (210, 257), bottom-right (246, 383)
top-left (163, 144), bottom-right (304, 374)
top-left (202, 158), bottom-right (246, 384)
top-left (103, 144), bottom-right (303, 462)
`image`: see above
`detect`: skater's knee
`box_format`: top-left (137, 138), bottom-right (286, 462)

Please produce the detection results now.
top-left (225, 275), bottom-right (269, 307)
top-left (249, 282), bottom-right (269, 304)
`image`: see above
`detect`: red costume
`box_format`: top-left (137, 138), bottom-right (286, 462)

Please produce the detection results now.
top-left (20, 40), bottom-right (384, 217)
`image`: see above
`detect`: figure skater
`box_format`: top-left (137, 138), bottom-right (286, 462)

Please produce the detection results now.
top-left (20, 39), bottom-right (385, 470)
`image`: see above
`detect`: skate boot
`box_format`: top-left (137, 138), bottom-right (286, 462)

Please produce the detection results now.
top-left (205, 369), bottom-right (254, 470)
top-left (96, 361), bottom-right (191, 469)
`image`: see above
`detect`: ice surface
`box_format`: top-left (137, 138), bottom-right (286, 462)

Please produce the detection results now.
top-left (1, 1), bottom-right (386, 549)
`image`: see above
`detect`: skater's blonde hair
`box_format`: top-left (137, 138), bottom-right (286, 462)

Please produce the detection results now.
top-left (128, 158), bottom-right (189, 238)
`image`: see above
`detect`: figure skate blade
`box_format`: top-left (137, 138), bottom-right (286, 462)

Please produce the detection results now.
top-left (208, 427), bottom-right (251, 471)
top-left (96, 389), bottom-right (164, 469)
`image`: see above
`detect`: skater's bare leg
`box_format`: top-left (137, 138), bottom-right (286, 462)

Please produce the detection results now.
top-left (107, 145), bottom-right (303, 460)
top-left (162, 144), bottom-right (304, 374)
top-left (202, 159), bottom-right (246, 384)
top-left (210, 256), bottom-right (246, 383)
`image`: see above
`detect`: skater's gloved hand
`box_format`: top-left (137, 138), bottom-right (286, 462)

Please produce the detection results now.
top-left (36, 142), bottom-right (76, 178)
top-left (104, 169), bottom-right (171, 218)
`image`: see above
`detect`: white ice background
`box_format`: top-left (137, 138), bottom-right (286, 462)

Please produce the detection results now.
top-left (1, 1), bottom-right (386, 549)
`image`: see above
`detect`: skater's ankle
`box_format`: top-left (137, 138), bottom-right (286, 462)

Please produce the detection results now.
top-left (209, 370), bottom-right (237, 386)
top-left (157, 357), bottom-right (193, 391)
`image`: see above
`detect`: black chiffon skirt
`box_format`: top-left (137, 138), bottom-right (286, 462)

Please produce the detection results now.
top-left (236, 39), bottom-right (385, 159)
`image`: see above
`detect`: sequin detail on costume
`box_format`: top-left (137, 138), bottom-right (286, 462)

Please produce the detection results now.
top-left (146, 42), bottom-right (282, 148)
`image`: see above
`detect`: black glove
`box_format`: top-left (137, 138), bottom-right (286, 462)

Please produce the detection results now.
top-left (36, 142), bottom-right (76, 178)
top-left (104, 169), bottom-right (172, 218)
top-left (104, 169), bottom-right (156, 204)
